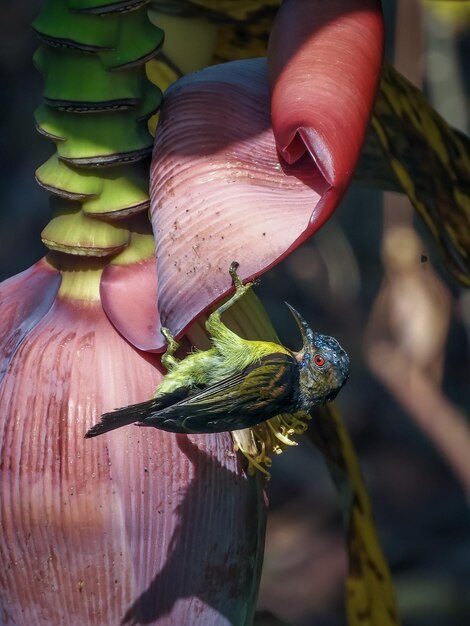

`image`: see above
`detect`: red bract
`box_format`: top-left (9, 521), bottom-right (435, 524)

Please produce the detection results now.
top-left (145, 0), bottom-right (383, 346)
top-left (269, 0), bottom-right (384, 175)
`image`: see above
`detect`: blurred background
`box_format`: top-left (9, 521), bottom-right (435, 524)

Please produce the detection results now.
top-left (1, 1), bottom-right (469, 625)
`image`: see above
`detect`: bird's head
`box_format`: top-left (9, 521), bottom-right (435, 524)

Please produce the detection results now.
top-left (286, 303), bottom-right (350, 411)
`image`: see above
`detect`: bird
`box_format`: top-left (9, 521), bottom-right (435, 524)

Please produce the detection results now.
top-left (85, 262), bottom-right (350, 438)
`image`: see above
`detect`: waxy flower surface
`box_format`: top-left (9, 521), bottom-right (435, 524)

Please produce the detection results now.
top-left (0, 258), bottom-right (265, 625)
top-left (0, 0), bottom-right (384, 623)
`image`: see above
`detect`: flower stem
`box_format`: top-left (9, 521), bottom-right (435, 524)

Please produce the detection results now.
top-left (34, 0), bottom-right (163, 257)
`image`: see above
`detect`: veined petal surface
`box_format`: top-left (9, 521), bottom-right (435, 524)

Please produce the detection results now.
top-left (0, 259), bottom-right (61, 383)
top-left (151, 58), bottom-right (328, 338)
top-left (0, 293), bottom-right (265, 624)
top-left (151, 0), bottom-right (383, 341)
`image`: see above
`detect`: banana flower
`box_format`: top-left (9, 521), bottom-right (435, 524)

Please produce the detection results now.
top-left (0, 1), bottom-right (383, 623)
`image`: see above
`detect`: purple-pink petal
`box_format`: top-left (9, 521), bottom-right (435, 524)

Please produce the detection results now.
top-left (100, 257), bottom-right (165, 351)
top-left (0, 259), bottom-right (61, 383)
top-left (151, 59), bottom-right (329, 340)
top-left (0, 291), bottom-right (265, 624)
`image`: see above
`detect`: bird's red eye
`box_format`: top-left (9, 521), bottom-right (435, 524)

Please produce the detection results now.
top-left (314, 354), bottom-right (325, 367)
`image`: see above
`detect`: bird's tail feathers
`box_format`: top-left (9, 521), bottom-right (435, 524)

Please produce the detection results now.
top-left (85, 398), bottom-right (161, 438)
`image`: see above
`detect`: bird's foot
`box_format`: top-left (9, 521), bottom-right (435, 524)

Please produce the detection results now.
top-left (160, 326), bottom-right (180, 371)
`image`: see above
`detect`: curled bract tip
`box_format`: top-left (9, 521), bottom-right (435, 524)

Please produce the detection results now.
top-left (150, 1), bottom-right (384, 343)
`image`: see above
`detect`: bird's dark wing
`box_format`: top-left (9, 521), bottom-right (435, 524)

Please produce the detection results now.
top-left (84, 386), bottom-right (195, 438)
top-left (140, 352), bottom-right (300, 433)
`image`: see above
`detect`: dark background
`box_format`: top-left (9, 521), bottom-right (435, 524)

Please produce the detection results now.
top-left (1, 1), bottom-right (469, 625)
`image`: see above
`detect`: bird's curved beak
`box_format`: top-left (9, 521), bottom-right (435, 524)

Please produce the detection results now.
top-left (284, 302), bottom-right (315, 353)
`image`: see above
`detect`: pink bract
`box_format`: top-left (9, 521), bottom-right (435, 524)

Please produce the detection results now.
top-left (147, 1), bottom-right (383, 344)
top-left (0, 272), bottom-right (265, 624)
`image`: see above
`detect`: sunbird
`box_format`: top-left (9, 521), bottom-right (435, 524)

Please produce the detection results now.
top-left (85, 262), bottom-right (350, 438)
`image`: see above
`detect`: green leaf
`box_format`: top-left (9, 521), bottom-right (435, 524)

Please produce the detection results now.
top-left (371, 61), bottom-right (470, 286)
